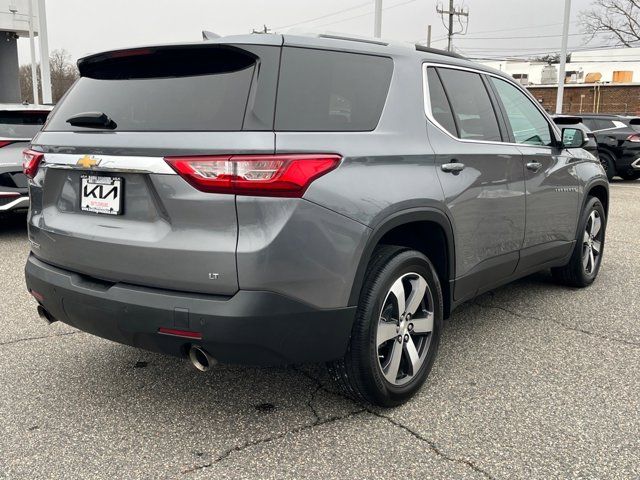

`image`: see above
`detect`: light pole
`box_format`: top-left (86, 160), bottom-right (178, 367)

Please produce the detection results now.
top-left (38, 0), bottom-right (52, 104)
top-left (556, 0), bottom-right (572, 114)
top-left (374, 0), bottom-right (382, 38)
top-left (27, 0), bottom-right (39, 104)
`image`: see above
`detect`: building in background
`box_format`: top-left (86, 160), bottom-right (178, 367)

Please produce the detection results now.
top-left (1, 0), bottom-right (50, 104)
top-left (479, 47), bottom-right (640, 115)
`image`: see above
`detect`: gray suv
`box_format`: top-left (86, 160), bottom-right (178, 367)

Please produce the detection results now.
top-left (24, 34), bottom-right (608, 407)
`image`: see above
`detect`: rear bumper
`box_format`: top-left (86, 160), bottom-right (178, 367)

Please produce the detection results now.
top-left (25, 255), bottom-right (356, 365)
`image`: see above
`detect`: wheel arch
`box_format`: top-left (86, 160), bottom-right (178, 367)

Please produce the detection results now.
top-left (348, 208), bottom-right (455, 318)
top-left (585, 180), bottom-right (609, 215)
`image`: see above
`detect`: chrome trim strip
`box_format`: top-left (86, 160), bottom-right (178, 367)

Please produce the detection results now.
top-left (421, 62), bottom-right (559, 150)
top-left (0, 196), bottom-right (29, 211)
top-left (632, 158), bottom-right (640, 170)
top-left (42, 153), bottom-right (176, 174)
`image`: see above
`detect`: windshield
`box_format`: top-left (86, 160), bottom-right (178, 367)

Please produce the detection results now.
top-left (0, 110), bottom-right (50, 139)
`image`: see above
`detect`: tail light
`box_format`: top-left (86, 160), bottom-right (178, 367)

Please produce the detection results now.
top-left (165, 154), bottom-right (341, 197)
top-left (626, 134), bottom-right (640, 142)
top-left (23, 149), bottom-right (45, 179)
top-left (0, 140), bottom-right (14, 148)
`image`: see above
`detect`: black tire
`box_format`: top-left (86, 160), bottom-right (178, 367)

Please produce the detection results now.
top-left (598, 151), bottom-right (615, 181)
top-left (619, 170), bottom-right (640, 181)
top-left (328, 246), bottom-right (443, 407)
top-left (551, 196), bottom-right (606, 287)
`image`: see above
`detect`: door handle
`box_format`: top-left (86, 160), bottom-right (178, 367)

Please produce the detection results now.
top-left (441, 162), bottom-right (465, 174)
top-left (526, 161), bottom-right (543, 172)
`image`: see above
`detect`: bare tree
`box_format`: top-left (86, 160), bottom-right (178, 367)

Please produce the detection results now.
top-left (19, 49), bottom-right (78, 104)
top-left (581, 0), bottom-right (640, 47)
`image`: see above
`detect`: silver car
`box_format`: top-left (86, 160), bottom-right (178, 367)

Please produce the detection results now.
top-left (0, 104), bottom-right (52, 213)
top-left (24, 34), bottom-right (608, 406)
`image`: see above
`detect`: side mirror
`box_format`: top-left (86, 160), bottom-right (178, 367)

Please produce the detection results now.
top-left (562, 127), bottom-right (587, 148)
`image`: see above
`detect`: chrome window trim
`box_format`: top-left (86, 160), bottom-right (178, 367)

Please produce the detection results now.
top-left (421, 62), bottom-right (559, 151)
top-left (42, 153), bottom-right (176, 175)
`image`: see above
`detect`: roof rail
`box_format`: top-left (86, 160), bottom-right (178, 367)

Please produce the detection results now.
top-left (318, 33), bottom-right (388, 46)
top-left (415, 44), bottom-right (466, 59)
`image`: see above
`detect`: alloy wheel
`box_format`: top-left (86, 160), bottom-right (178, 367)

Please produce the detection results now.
top-left (582, 210), bottom-right (603, 275)
top-left (376, 272), bottom-right (434, 386)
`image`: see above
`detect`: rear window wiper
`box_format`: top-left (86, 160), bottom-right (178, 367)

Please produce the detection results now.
top-left (66, 112), bottom-right (117, 130)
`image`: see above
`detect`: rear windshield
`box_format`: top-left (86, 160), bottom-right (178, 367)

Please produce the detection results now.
top-left (275, 48), bottom-right (393, 131)
top-left (0, 110), bottom-right (49, 138)
top-left (45, 46), bottom-right (257, 132)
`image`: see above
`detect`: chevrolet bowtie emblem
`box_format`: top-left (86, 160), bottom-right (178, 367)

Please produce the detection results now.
top-left (77, 155), bottom-right (101, 168)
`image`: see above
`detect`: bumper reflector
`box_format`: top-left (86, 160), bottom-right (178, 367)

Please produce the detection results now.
top-left (158, 327), bottom-right (202, 340)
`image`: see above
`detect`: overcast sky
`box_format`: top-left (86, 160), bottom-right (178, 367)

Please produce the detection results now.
top-left (17, 0), bottom-right (610, 65)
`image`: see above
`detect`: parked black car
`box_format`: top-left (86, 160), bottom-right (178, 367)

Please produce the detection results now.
top-left (580, 114), bottom-right (640, 181)
top-left (552, 115), bottom-right (599, 160)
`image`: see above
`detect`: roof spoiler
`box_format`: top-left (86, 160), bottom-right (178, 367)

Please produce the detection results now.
top-left (202, 30), bottom-right (221, 40)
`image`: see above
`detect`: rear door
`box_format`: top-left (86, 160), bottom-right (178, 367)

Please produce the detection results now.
top-left (488, 76), bottom-right (580, 271)
top-left (29, 43), bottom-right (280, 295)
top-left (425, 66), bottom-right (526, 301)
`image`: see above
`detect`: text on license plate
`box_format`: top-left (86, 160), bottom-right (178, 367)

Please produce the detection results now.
top-left (80, 175), bottom-right (123, 215)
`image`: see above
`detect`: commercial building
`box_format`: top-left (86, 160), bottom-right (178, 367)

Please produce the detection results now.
top-left (480, 47), bottom-right (640, 115)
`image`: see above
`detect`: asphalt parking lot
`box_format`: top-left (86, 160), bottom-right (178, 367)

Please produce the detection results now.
top-left (1, 181), bottom-right (639, 480)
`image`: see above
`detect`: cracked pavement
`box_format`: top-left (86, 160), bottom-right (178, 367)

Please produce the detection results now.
top-left (1, 181), bottom-right (639, 479)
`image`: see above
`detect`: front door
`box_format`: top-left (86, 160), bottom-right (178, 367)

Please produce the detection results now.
top-left (488, 77), bottom-right (580, 271)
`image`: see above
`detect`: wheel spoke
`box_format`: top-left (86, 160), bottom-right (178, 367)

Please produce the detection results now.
top-left (582, 248), bottom-right (590, 270)
top-left (404, 336), bottom-right (421, 376)
top-left (591, 213), bottom-right (601, 236)
top-left (377, 320), bottom-right (398, 347)
top-left (589, 248), bottom-right (595, 273)
top-left (411, 312), bottom-right (434, 334)
top-left (384, 340), bottom-right (403, 383)
top-left (405, 276), bottom-right (427, 316)
top-left (389, 277), bottom-right (406, 316)
top-left (583, 231), bottom-right (590, 245)
top-left (592, 239), bottom-right (602, 253)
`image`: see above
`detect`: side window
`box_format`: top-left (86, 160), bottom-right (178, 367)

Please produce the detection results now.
top-left (490, 77), bottom-right (553, 146)
top-left (426, 67), bottom-right (457, 137)
top-left (436, 68), bottom-right (502, 142)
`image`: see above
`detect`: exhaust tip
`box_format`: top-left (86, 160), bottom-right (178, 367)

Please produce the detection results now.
top-left (189, 345), bottom-right (216, 372)
top-left (37, 305), bottom-right (57, 325)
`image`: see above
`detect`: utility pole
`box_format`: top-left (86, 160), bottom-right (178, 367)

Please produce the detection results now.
top-left (436, 0), bottom-right (469, 52)
top-left (555, 0), bottom-right (571, 114)
top-left (37, 0), bottom-right (52, 104)
top-left (427, 25), bottom-right (432, 47)
top-left (374, 0), bottom-right (383, 38)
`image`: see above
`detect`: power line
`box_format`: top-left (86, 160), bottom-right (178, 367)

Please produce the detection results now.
top-left (430, 21), bottom-right (580, 43)
top-left (313, 0), bottom-right (419, 29)
top-left (463, 43), bottom-right (635, 60)
top-left (454, 32), bottom-right (589, 41)
top-left (273, 2), bottom-right (371, 30)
